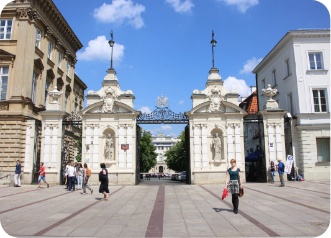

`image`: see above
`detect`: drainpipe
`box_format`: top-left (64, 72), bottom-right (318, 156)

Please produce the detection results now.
top-left (255, 73), bottom-right (260, 112)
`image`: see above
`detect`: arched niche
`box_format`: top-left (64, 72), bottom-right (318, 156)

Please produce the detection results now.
top-left (102, 128), bottom-right (116, 162)
top-left (209, 128), bottom-right (225, 163)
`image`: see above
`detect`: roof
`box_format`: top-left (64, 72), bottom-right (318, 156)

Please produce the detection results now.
top-left (252, 29), bottom-right (330, 74)
top-left (239, 90), bottom-right (258, 116)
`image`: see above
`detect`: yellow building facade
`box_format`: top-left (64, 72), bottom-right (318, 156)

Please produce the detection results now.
top-left (0, 0), bottom-right (86, 183)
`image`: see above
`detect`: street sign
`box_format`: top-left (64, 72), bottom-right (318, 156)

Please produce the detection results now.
top-left (121, 144), bottom-right (129, 150)
top-left (285, 155), bottom-right (294, 174)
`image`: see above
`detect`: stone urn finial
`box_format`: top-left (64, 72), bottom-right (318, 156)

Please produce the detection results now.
top-left (262, 84), bottom-right (277, 101)
top-left (46, 86), bottom-right (63, 111)
top-left (262, 84), bottom-right (279, 109)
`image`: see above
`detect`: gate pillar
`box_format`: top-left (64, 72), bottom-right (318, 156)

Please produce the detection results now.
top-left (259, 85), bottom-right (287, 182)
top-left (39, 87), bottom-right (68, 185)
top-left (23, 119), bottom-right (36, 184)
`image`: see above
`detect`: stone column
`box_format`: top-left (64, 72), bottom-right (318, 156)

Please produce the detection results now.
top-left (275, 123), bottom-right (283, 160)
top-left (85, 125), bottom-right (92, 168)
top-left (201, 124), bottom-right (208, 167)
top-left (23, 120), bottom-right (35, 184)
top-left (226, 123), bottom-right (234, 165)
top-left (43, 125), bottom-right (51, 167)
top-left (51, 125), bottom-right (58, 168)
top-left (92, 126), bottom-right (99, 168)
top-left (234, 123), bottom-right (242, 167)
top-left (118, 125), bottom-right (125, 168)
top-left (126, 124), bottom-right (133, 168)
top-left (193, 124), bottom-right (200, 168)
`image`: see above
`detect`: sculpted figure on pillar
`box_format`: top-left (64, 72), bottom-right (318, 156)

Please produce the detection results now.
top-left (211, 133), bottom-right (222, 161)
top-left (105, 134), bottom-right (113, 160)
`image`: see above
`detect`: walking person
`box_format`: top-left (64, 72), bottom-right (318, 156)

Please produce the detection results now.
top-left (68, 162), bottom-right (77, 191)
top-left (77, 163), bottom-right (83, 190)
top-left (38, 162), bottom-right (49, 188)
top-left (14, 160), bottom-right (21, 187)
top-left (65, 161), bottom-right (70, 189)
top-left (82, 163), bottom-right (93, 195)
top-left (225, 159), bottom-right (243, 214)
top-left (99, 163), bottom-right (109, 200)
top-left (277, 158), bottom-right (285, 187)
top-left (270, 161), bottom-right (276, 183)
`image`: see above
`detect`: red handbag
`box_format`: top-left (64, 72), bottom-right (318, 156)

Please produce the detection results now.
top-left (222, 188), bottom-right (228, 200)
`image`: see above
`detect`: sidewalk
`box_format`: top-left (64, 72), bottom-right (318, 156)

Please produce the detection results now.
top-left (0, 180), bottom-right (329, 237)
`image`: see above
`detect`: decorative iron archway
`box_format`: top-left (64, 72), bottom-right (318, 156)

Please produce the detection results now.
top-left (136, 95), bottom-right (191, 184)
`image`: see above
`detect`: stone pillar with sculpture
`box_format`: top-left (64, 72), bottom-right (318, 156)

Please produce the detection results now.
top-left (259, 84), bottom-right (287, 182)
top-left (39, 86), bottom-right (68, 184)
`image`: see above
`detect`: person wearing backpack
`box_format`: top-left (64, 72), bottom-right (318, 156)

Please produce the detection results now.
top-left (82, 163), bottom-right (93, 195)
top-left (99, 163), bottom-right (109, 200)
top-left (277, 158), bottom-right (285, 187)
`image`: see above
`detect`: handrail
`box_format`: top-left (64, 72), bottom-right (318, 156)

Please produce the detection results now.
top-left (0, 174), bottom-right (10, 180)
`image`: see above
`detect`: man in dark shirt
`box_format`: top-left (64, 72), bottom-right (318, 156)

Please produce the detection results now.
top-left (15, 160), bottom-right (21, 187)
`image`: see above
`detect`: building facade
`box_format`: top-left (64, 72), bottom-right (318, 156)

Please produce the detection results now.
top-left (149, 131), bottom-right (179, 174)
top-left (0, 0), bottom-right (86, 184)
top-left (253, 29), bottom-right (330, 180)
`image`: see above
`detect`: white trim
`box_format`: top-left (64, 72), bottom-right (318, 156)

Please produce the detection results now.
top-left (0, 19), bottom-right (13, 40)
top-left (309, 86), bottom-right (329, 113)
top-left (306, 50), bottom-right (326, 71)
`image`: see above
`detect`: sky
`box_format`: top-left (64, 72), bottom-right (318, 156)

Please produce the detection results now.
top-left (1, 0), bottom-right (330, 138)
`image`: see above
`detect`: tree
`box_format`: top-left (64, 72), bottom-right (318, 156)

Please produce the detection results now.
top-left (165, 130), bottom-right (186, 172)
top-left (139, 128), bottom-right (157, 172)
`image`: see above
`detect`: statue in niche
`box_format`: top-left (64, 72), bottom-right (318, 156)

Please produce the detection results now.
top-left (211, 133), bottom-right (222, 161)
top-left (105, 134), bottom-right (113, 160)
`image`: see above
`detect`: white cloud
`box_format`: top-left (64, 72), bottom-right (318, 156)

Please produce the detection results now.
top-left (139, 106), bottom-right (152, 114)
top-left (169, 133), bottom-right (177, 137)
top-left (178, 100), bottom-right (185, 105)
top-left (165, 0), bottom-right (194, 13)
top-left (223, 76), bottom-right (251, 98)
top-left (218, 0), bottom-right (259, 13)
top-left (239, 57), bottom-right (263, 74)
top-left (93, 0), bottom-right (145, 29)
top-left (161, 125), bottom-right (173, 131)
top-left (77, 36), bottom-right (124, 63)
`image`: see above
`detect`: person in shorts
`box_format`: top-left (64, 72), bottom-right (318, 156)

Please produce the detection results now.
top-left (38, 162), bottom-right (49, 188)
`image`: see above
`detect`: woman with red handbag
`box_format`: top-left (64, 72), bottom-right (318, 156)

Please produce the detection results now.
top-left (225, 159), bottom-right (243, 214)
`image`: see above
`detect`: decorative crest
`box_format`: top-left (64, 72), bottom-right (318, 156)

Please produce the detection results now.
top-left (156, 94), bottom-right (169, 108)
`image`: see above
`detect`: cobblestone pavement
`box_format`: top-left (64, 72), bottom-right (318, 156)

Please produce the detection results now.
top-left (0, 179), bottom-right (329, 237)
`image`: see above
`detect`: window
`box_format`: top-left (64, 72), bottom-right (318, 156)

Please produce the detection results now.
top-left (262, 79), bottom-right (266, 89)
top-left (31, 72), bottom-right (38, 104)
top-left (287, 93), bottom-right (293, 116)
top-left (0, 66), bottom-right (9, 100)
top-left (66, 60), bottom-right (70, 76)
top-left (0, 19), bottom-right (12, 40)
top-left (45, 81), bottom-right (50, 106)
top-left (272, 70), bottom-right (276, 86)
top-left (35, 28), bottom-right (41, 48)
top-left (48, 41), bottom-right (52, 59)
top-left (317, 138), bottom-right (330, 162)
top-left (309, 53), bottom-right (323, 70)
top-left (313, 89), bottom-right (327, 112)
top-left (58, 51), bottom-right (62, 67)
top-left (74, 103), bottom-right (77, 114)
top-left (285, 59), bottom-right (290, 77)
top-left (64, 94), bottom-right (68, 111)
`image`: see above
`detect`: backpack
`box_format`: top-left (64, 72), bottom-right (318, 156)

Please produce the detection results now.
top-left (279, 162), bottom-right (284, 172)
top-left (87, 168), bottom-right (91, 177)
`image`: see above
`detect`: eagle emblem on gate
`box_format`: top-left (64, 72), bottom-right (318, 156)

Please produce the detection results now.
top-left (156, 94), bottom-right (169, 108)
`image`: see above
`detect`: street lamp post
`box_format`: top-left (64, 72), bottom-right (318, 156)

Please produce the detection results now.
top-left (108, 30), bottom-right (115, 70)
top-left (210, 30), bottom-right (217, 68)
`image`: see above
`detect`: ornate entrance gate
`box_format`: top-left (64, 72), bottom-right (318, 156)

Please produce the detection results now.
top-left (243, 114), bottom-right (266, 183)
top-left (136, 95), bottom-right (191, 184)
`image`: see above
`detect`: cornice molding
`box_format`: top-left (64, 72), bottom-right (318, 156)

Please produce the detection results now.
top-left (9, 0), bottom-right (83, 61)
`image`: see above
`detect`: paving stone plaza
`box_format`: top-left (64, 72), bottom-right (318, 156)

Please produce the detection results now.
top-left (0, 179), bottom-right (330, 237)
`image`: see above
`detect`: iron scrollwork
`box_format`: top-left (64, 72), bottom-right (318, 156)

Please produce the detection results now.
top-left (137, 106), bottom-right (188, 124)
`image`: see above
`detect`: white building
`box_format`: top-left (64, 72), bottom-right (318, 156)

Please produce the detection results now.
top-left (253, 29), bottom-right (330, 180)
top-left (149, 131), bottom-right (180, 174)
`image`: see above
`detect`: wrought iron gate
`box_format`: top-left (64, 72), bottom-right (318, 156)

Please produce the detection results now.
top-left (185, 124), bottom-right (191, 184)
top-left (32, 119), bottom-right (42, 183)
top-left (243, 114), bottom-right (266, 183)
top-left (135, 125), bottom-right (141, 185)
top-left (61, 112), bottom-right (82, 184)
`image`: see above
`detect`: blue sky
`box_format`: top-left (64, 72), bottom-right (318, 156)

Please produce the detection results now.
top-left (1, 0), bottom-right (330, 137)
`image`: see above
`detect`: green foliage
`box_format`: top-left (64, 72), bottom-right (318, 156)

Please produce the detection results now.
top-left (75, 129), bottom-right (82, 162)
top-left (139, 128), bottom-right (157, 172)
top-left (165, 130), bottom-right (186, 172)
